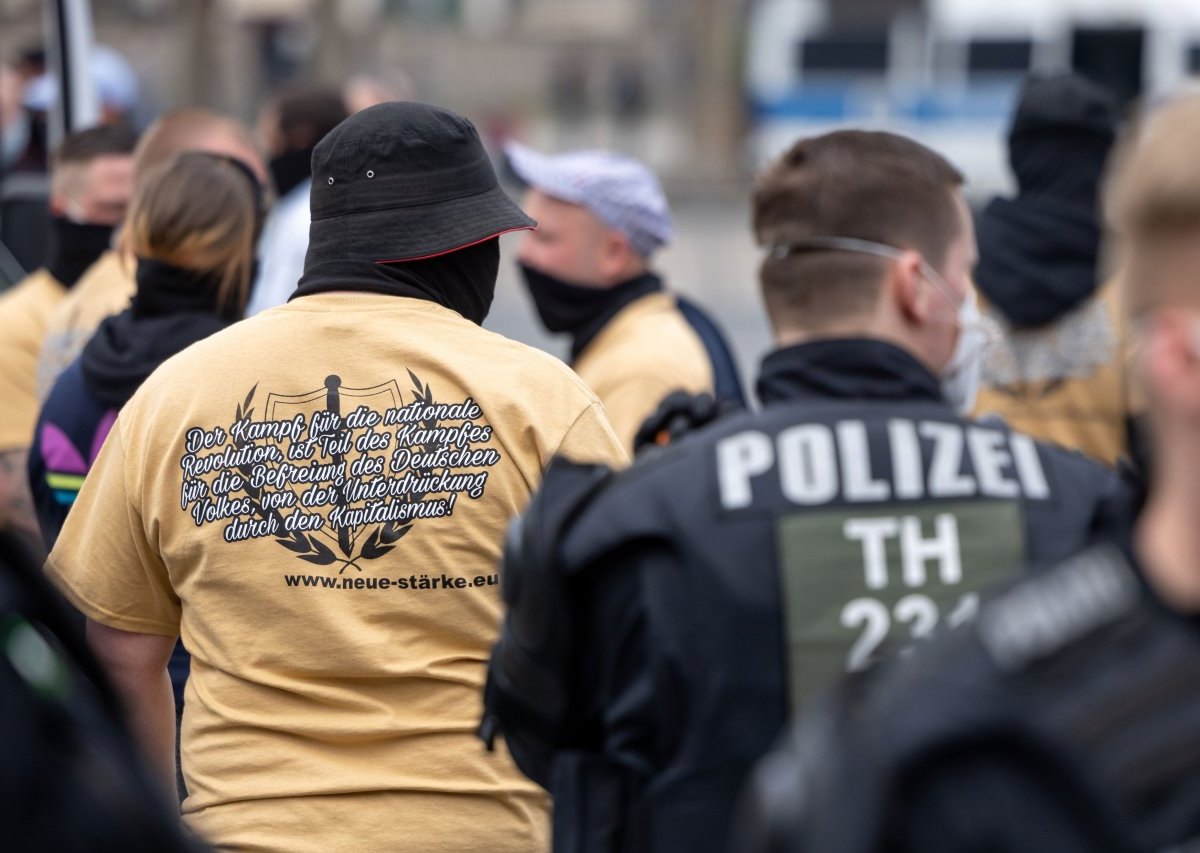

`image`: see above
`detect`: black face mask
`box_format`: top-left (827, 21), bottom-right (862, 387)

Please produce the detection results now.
top-left (268, 147), bottom-right (315, 199)
top-left (518, 263), bottom-right (615, 334)
top-left (518, 262), bottom-right (662, 358)
top-left (44, 216), bottom-right (114, 288)
top-left (293, 237), bottom-right (499, 326)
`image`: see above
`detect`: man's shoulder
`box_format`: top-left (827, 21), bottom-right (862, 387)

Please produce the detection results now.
top-left (0, 269), bottom-right (63, 338)
top-left (576, 292), bottom-right (706, 385)
top-left (972, 544), bottom-right (1145, 673)
top-left (0, 267), bottom-right (61, 309)
top-left (607, 291), bottom-right (710, 365)
top-left (132, 303), bottom-right (606, 417)
top-left (867, 545), bottom-right (1148, 727)
top-left (1025, 428), bottom-right (1123, 490)
top-left (557, 408), bottom-right (759, 560)
top-left (466, 321), bottom-right (609, 406)
top-left (48, 251), bottom-right (135, 328)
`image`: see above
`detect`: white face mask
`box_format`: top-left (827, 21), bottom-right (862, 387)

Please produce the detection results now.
top-left (768, 235), bottom-right (997, 414)
top-left (938, 287), bottom-right (994, 414)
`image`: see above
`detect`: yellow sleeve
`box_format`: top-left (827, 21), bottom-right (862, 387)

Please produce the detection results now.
top-left (597, 377), bottom-right (683, 456)
top-left (0, 321), bottom-right (39, 452)
top-left (45, 420), bottom-right (181, 636)
top-left (553, 401), bottom-right (629, 469)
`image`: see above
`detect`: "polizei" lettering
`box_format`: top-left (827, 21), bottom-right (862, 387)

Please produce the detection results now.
top-left (716, 418), bottom-right (1050, 510)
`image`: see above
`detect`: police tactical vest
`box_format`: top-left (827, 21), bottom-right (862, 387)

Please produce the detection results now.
top-left (748, 545), bottom-right (1200, 853)
top-left (555, 398), bottom-right (1122, 850)
top-left (566, 393), bottom-right (1123, 713)
top-left (491, 340), bottom-right (1129, 853)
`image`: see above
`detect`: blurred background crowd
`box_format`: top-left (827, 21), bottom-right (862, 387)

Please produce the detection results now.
top-left (4, 0), bottom-right (1198, 380)
top-left (4, 1), bottom-right (1200, 850)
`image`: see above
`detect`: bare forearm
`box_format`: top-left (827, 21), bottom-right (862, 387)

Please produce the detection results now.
top-left (86, 621), bottom-right (179, 795)
top-left (112, 666), bottom-right (178, 793)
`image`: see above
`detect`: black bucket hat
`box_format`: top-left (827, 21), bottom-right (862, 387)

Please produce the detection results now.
top-left (307, 101), bottom-right (535, 263)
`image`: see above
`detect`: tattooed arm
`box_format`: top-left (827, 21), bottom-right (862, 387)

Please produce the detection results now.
top-left (0, 448), bottom-right (42, 553)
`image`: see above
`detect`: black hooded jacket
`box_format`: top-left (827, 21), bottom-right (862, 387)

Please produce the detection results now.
top-left (975, 74), bottom-right (1118, 329)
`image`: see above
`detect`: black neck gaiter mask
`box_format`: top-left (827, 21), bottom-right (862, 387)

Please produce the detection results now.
top-left (268, 147), bottom-right (315, 199)
top-left (291, 237), bottom-right (499, 326)
top-left (518, 263), bottom-right (662, 359)
top-left (131, 257), bottom-right (244, 321)
top-left (81, 258), bottom-right (242, 408)
top-left (44, 216), bottom-right (113, 288)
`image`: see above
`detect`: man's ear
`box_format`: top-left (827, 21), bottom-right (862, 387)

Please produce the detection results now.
top-left (1145, 310), bottom-right (1200, 420)
top-left (891, 249), bottom-right (928, 323)
top-left (47, 190), bottom-right (68, 217)
top-left (597, 229), bottom-right (635, 281)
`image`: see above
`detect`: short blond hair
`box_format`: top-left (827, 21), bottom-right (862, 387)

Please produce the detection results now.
top-left (1106, 95), bottom-right (1200, 316)
top-left (1108, 95), bottom-right (1200, 238)
top-left (132, 107), bottom-right (259, 187)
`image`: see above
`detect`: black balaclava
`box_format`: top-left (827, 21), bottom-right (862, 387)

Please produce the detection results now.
top-left (44, 217), bottom-right (113, 288)
top-left (292, 237), bottom-right (500, 327)
top-left (518, 263), bottom-right (661, 360)
top-left (974, 73), bottom-right (1118, 329)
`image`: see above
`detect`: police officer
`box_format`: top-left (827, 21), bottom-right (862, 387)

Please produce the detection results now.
top-left (480, 129), bottom-right (1132, 853)
top-left (737, 99), bottom-right (1200, 853)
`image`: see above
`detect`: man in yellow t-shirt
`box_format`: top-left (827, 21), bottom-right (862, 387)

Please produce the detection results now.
top-left (37, 108), bottom-right (268, 398)
top-left (47, 102), bottom-right (626, 853)
top-left (0, 125), bottom-right (135, 545)
top-left (506, 144), bottom-right (744, 452)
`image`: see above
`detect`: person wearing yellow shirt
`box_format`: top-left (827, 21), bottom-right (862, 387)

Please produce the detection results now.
top-left (972, 74), bottom-right (1137, 466)
top-left (0, 124), bottom-right (135, 547)
top-left (36, 108), bottom-right (267, 399)
top-left (46, 101), bottom-right (626, 853)
top-left (506, 143), bottom-right (744, 452)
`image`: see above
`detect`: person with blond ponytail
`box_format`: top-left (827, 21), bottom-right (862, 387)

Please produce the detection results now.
top-left (29, 151), bottom-right (263, 552)
top-left (28, 151), bottom-right (263, 802)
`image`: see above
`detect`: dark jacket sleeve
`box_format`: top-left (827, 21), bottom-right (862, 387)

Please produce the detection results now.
top-left (548, 543), bottom-right (663, 853)
top-left (1083, 461), bottom-right (1137, 553)
top-left (886, 749), bottom-right (1138, 853)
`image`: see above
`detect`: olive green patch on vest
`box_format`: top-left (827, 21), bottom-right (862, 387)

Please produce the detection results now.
top-left (778, 499), bottom-right (1026, 710)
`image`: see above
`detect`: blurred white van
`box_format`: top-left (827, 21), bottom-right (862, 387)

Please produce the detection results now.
top-left (745, 0), bottom-right (1200, 198)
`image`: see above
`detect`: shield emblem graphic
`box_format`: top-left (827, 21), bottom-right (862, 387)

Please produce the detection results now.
top-left (261, 375), bottom-right (404, 560)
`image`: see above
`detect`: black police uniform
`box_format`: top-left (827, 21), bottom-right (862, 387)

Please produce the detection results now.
top-left (738, 542), bottom-right (1200, 853)
top-left (482, 338), bottom-right (1132, 853)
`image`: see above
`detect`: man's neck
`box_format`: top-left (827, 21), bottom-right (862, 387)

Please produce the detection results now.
top-left (599, 260), bottom-right (650, 289)
top-left (772, 326), bottom-right (940, 375)
top-left (1137, 479), bottom-right (1200, 613)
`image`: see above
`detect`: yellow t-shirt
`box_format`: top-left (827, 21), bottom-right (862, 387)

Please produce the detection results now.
top-left (0, 268), bottom-right (66, 451)
top-left (974, 278), bottom-right (1138, 466)
top-left (37, 249), bottom-right (135, 399)
top-left (573, 291), bottom-right (714, 451)
top-left (47, 293), bottom-right (626, 853)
